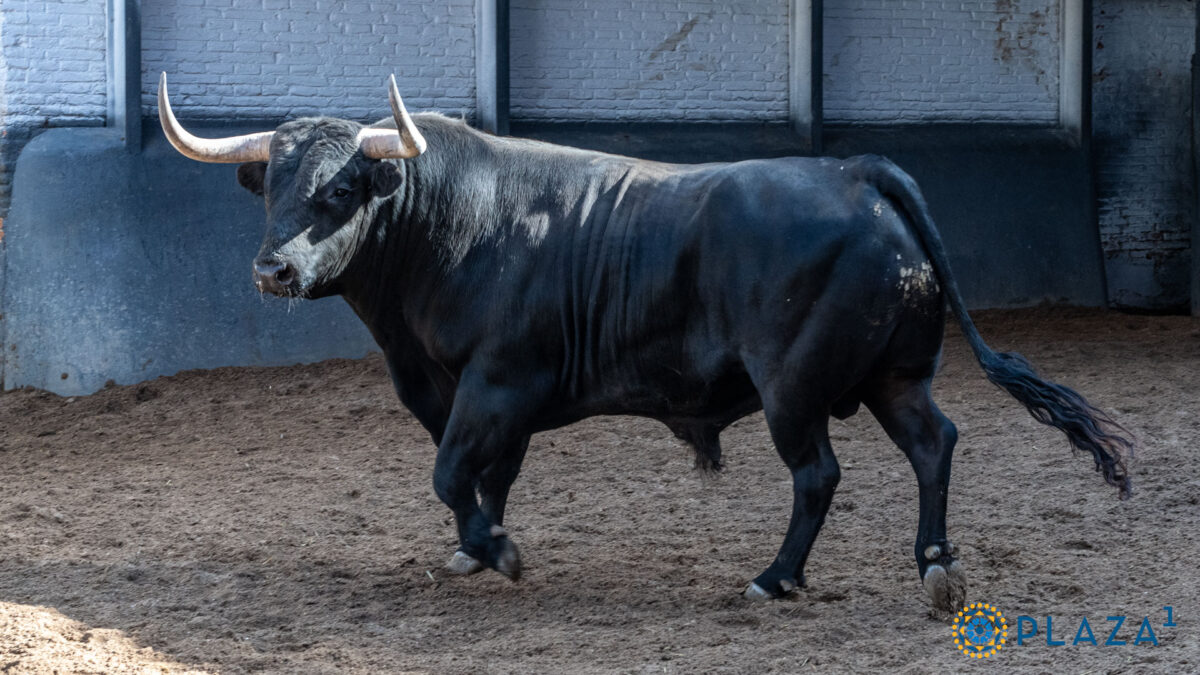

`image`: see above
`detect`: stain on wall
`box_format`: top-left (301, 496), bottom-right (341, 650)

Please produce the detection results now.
top-left (1093, 0), bottom-right (1195, 311)
top-left (824, 0), bottom-right (1061, 124)
top-left (994, 0), bottom-right (1054, 97)
top-left (508, 0), bottom-right (789, 122)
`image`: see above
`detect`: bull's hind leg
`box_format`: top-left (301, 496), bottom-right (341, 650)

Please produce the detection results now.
top-left (744, 397), bottom-right (840, 600)
top-left (864, 377), bottom-right (966, 615)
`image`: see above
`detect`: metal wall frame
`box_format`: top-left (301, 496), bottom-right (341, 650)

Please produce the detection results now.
top-left (471, 1), bottom-right (1088, 153)
top-left (476, 0), bottom-right (510, 135)
top-left (474, 1), bottom-right (823, 152)
top-left (111, 1), bottom-right (1091, 154)
top-left (1193, 0), bottom-right (1200, 315)
top-left (105, 0), bottom-right (141, 150)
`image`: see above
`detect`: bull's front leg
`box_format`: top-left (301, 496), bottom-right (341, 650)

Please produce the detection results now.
top-left (445, 437), bottom-right (531, 576)
top-left (433, 375), bottom-right (540, 581)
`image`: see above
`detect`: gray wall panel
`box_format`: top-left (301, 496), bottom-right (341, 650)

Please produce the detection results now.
top-left (2, 127), bottom-right (376, 395)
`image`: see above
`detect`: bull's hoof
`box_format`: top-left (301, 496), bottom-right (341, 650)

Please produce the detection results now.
top-left (494, 538), bottom-right (521, 581)
top-left (743, 582), bottom-right (774, 601)
top-left (923, 560), bottom-right (967, 617)
top-left (445, 550), bottom-right (484, 575)
top-left (488, 525), bottom-right (522, 581)
top-left (743, 577), bottom-right (798, 601)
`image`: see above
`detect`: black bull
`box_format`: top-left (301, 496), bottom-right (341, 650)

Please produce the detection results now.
top-left (174, 111), bottom-right (1132, 611)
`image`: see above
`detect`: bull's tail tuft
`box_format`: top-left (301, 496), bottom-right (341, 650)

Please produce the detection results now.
top-left (979, 349), bottom-right (1132, 499)
top-left (859, 154), bottom-right (1134, 499)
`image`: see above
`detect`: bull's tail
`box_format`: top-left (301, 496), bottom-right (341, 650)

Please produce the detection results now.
top-left (860, 156), bottom-right (1133, 499)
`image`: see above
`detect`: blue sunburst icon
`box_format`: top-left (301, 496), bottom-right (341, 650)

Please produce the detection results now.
top-left (952, 603), bottom-right (1008, 659)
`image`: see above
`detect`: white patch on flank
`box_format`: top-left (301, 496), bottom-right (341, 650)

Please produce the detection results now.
top-left (872, 201), bottom-right (884, 217)
top-left (897, 261), bottom-right (939, 305)
top-left (524, 211), bottom-right (550, 246)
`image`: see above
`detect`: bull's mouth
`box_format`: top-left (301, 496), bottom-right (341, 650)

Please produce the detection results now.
top-left (255, 278), bottom-right (307, 299)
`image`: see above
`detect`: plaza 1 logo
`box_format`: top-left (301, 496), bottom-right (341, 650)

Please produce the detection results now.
top-left (951, 603), bottom-right (1177, 658)
top-left (952, 603), bottom-right (1008, 658)
top-left (1014, 606), bottom-right (1176, 647)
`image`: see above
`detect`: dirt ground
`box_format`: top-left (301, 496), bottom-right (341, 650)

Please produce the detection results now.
top-left (0, 308), bottom-right (1197, 674)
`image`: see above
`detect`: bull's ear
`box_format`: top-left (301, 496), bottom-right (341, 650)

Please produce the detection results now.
top-left (369, 161), bottom-right (403, 198)
top-left (237, 162), bottom-right (268, 196)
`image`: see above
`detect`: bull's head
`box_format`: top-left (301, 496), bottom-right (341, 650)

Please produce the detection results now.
top-left (157, 73), bottom-right (426, 298)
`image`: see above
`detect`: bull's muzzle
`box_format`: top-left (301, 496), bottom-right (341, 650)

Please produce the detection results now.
top-left (253, 258), bottom-right (296, 296)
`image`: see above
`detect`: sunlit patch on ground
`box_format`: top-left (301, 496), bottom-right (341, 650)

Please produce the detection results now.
top-left (0, 602), bottom-right (207, 674)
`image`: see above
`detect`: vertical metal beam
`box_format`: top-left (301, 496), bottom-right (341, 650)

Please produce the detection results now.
top-left (1070, 0), bottom-right (1107, 305)
top-left (1072, 0), bottom-right (1105, 307)
top-left (106, 0), bottom-right (142, 150)
top-left (789, 0), bottom-right (822, 154)
top-left (476, 0), bottom-right (510, 135)
top-left (1060, 0), bottom-right (1088, 145)
top-left (1192, 0), bottom-right (1200, 315)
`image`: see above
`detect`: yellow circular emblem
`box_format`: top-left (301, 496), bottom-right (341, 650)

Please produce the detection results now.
top-left (952, 602), bottom-right (1008, 658)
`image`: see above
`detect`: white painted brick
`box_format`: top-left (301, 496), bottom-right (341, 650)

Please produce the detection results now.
top-left (509, 0), bottom-right (789, 122)
top-left (1, 0), bottom-right (108, 215)
top-left (824, 0), bottom-right (1061, 124)
top-left (140, 0), bottom-right (477, 122)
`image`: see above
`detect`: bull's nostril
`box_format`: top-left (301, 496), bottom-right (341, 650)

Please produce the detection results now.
top-left (252, 259), bottom-right (294, 294)
top-left (253, 259), bottom-right (285, 278)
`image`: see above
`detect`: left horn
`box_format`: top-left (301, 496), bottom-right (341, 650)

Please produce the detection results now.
top-left (359, 75), bottom-right (427, 159)
top-left (157, 73), bottom-right (273, 163)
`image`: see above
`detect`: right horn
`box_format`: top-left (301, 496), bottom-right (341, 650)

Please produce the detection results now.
top-left (359, 75), bottom-right (427, 159)
top-left (158, 72), bottom-right (273, 163)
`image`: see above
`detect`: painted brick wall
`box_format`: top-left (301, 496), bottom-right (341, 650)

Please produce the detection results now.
top-left (1093, 0), bottom-right (1194, 310)
top-left (140, 0), bottom-right (476, 123)
top-left (0, 0), bottom-right (108, 217)
top-left (824, 0), bottom-right (1061, 124)
top-left (509, 0), bottom-right (789, 122)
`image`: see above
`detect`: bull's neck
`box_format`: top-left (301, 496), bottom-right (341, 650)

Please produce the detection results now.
top-left (338, 126), bottom-right (508, 352)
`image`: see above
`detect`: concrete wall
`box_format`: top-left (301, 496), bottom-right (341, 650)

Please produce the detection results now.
top-left (2, 126), bottom-right (376, 395)
top-left (1093, 0), bottom-right (1195, 311)
top-left (140, 0), bottom-right (477, 123)
top-left (509, 0), bottom-right (789, 121)
top-left (824, 0), bottom-right (1061, 124)
top-left (0, 0), bottom-right (108, 217)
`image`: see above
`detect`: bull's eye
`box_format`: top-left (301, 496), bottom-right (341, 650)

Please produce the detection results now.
top-left (333, 187), bottom-right (351, 198)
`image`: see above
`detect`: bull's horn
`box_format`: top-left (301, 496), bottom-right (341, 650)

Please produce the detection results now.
top-left (358, 75), bottom-right (427, 159)
top-left (158, 73), bottom-right (273, 163)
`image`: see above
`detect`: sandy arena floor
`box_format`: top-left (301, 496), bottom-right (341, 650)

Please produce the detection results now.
top-left (1, 308), bottom-right (1197, 673)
